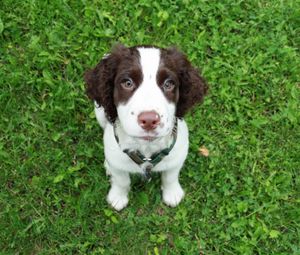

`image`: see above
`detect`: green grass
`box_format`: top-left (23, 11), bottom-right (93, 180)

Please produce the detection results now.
top-left (1, 0), bottom-right (300, 254)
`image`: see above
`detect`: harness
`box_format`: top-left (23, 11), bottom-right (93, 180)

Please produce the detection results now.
top-left (114, 120), bottom-right (178, 181)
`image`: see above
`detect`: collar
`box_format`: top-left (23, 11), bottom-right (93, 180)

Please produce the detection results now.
top-left (113, 119), bottom-right (178, 180)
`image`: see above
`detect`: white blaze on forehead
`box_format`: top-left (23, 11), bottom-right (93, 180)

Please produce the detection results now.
top-left (137, 47), bottom-right (160, 82)
top-left (116, 46), bottom-right (176, 138)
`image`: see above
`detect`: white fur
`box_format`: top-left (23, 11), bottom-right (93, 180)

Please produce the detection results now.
top-left (96, 47), bottom-right (189, 210)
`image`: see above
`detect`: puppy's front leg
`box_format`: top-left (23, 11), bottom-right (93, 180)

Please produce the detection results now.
top-left (161, 168), bottom-right (185, 207)
top-left (106, 166), bottom-right (131, 211)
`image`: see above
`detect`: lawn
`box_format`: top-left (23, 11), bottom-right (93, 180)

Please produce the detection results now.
top-left (0, 0), bottom-right (299, 254)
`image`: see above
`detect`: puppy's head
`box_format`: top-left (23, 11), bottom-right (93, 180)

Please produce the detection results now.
top-left (84, 44), bottom-right (207, 139)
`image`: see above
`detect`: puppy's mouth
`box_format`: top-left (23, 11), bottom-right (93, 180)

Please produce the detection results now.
top-left (134, 130), bottom-right (160, 141)
top-left (139, 136), bottom-right (158, 141)
top-left (135, 132), bottom-right (159, 141)
top-left (135, 122), bottom-right (175, 141)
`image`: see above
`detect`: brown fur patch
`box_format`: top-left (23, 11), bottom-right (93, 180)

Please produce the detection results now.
top-left (84, 44), bottom-right (142, 122)
top-left (156, 67), bottom-right (180, 103)
top-left (160, 47), bottom-right (208, 117)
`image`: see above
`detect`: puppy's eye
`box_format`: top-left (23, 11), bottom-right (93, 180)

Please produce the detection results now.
top-left (163, 79), bottom-right (175, 91)
top-left (121, 78), bottom-right (134, 90)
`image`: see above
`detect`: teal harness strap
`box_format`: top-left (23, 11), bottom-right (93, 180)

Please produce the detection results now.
top-left (123, 133), bottom-right (176, 167)
top-left (114, 120), bottom-right (178, 180)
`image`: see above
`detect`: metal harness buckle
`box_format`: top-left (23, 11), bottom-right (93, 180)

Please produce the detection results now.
top-left (142, 161), bottom-right (153, 182)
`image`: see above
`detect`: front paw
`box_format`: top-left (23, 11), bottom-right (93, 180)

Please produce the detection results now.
top-left (107, 188), bottom-right (129, 211)
top-left (162, 184), bottom-right (185, 207)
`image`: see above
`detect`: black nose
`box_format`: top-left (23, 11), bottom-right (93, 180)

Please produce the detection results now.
top-left (137, 111), bottom-right (160, 131)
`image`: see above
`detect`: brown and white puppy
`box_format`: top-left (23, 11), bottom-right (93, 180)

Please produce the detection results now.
top-left (85, 45), bottom-right (207, 210)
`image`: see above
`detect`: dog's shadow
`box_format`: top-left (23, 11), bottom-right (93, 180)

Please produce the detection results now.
top-left (129, 173), bottom-right (163, 209)
top-left (130, 173), bottom-right (160, 192)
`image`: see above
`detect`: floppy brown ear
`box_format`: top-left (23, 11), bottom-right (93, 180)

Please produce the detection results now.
top-left (164, 47), bottom-right (208, 117)
top-left (84, 44), bottom-right (128, 122)
top-left (177, 64), bottom-right (208, 117)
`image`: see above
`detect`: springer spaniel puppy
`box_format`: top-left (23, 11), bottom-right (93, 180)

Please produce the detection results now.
top-left (84, 44), bottom-right (207, 211)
